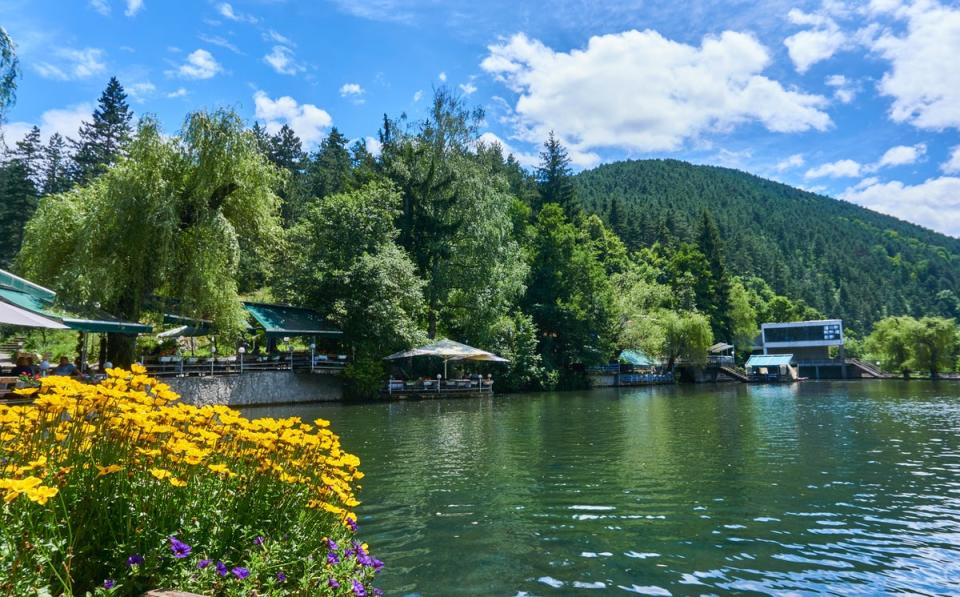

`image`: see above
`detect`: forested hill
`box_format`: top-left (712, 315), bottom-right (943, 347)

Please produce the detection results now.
top-left (576, 159), bottom-right (960, 332)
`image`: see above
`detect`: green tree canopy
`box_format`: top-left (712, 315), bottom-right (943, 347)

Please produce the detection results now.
top-left (71, 77), bottom-right (133, 184)
top-left (19, 109), bottom-right (283, 364)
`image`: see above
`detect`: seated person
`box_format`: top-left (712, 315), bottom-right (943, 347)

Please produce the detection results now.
top-left (11, 356), bottom-right (34, 376)
top-left (53, 356), bottom-right (77, 376)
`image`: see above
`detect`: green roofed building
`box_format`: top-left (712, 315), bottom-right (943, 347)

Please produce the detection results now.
top-left (0, 268), bottom-right (151, 335)
top-left (744, 353), bottom-right (798, 383)
top-left (243, 302), bottom-right (342, 339)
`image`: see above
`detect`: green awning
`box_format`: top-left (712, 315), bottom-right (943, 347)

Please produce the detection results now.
top-left (243, 302), bottom-right (342, 338)
top-left (0, 269), bottom-right (56, 302)
top-left (745, 354), bottom-right (794, 368)
top-left (0, 286), bottom-right (151, 335)
top-left (619, 349), bottom-right (655, 367)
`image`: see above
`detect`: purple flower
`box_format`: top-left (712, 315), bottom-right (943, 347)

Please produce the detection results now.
top-left (253, 536), bottom-right (264, 546)
top-left (327, 551), bottom-right (340, 565)
top-left (216, 561), bottom-right (229, 577)
top-left (168, 536), bottom-right (192, 559)
top-left (374, 589), bottom-right (383, 597)
top-left (325, 538), bottom-right (338, 551)
top-left (197, 559), bottom-right (212, 569)
top-left (127, 553), bottom-right (144, 567)
top-left (328, 578), bottom-right (340, 589)
top-left (103, 579), bottom-right (115, 589)
top-left (346, 517), bottom-right (358, 532)
top-left (232, 566), bottom-right (250, 579)
top-left (276, 571), bottom-right (287, 583)
top-left (352, 579), bottom-right (367, 596)
top-left (372, 558), bottom-right (384, 572)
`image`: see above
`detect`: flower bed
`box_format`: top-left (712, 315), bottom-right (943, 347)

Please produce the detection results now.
top-left (0, 366), bottom-right (382, 595)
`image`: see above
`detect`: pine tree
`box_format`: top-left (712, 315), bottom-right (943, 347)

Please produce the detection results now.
top-left (266, 124), bottom-right (305, 226)
top-left (350, 139), bottom-right (378, 188)
top-left (251, 122), bottom-right (272, 157)
top-left (0, 154), bottom-right (38, 265)
top-left (697, 210), bottom-right (733, 342)
top-left (42, 133), bottom-right (72, 195)
top-left (306, 126), bottom-right (352, 199)
top-left (13, 125), bottom-right (43, 185)
top-left (71, 77), bottom-right (133, 184)
top-left (536, 131), bottom-right (577, 218)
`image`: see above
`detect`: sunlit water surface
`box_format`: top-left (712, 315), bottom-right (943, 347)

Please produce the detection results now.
top-left (247, 381), bottom-right (960, 595)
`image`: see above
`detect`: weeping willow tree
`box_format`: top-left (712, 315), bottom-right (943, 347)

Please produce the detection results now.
top-left (17, 110), bottom-right (283, 364)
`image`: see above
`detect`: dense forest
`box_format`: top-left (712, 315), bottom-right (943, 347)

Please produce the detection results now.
top-left (577, 160), bottom-right (960, 331)
top-left (3, 70), bottom-right (960, 392)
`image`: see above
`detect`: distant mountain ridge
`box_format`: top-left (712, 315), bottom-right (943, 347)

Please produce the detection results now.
top-left (575, 159), bottom-right (960, 331)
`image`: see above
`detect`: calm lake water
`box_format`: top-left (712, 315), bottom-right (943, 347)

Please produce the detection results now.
top-left (247, 381), bottom-right (960, 595)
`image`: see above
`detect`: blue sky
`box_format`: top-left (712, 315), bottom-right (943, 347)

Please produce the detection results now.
top-left (2, 0), bottom-right (959, 235)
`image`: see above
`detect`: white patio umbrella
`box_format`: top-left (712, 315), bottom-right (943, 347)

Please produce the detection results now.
top-left (0, 300), bottom-right (69, 329)
top-left (385, 339), bottom-right (508, 378)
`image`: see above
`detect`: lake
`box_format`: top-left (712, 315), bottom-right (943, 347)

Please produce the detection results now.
top-left (247, 381), bottom-right (960, 595)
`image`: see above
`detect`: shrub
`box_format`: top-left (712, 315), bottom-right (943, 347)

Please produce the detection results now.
top-left (0, 366), bottom-right (382, 595)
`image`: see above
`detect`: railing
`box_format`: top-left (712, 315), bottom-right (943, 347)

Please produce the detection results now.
top-left (619, 373), bottom-right (674, 384)
top-left (143, 352), bottom-right (349, 378)
top-left (384, 378), bottom-right (494, 396)
top-left (586, 364), bottom-right (621, 374)
top-left (707, 355), bottom-right (735, 366)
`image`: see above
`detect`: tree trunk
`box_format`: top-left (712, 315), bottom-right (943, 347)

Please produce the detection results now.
top-left (106, 333), bottom-right (136, 367)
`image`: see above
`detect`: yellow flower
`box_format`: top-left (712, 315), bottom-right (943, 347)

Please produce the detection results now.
top-left (149, 468), bottom-right (172, 480)
top-left (96, 464), bottom-right (123, 477)
top-left (26, 485), bottom-right (58, 505)
top-left (169, 477), bottom-right (187, 487)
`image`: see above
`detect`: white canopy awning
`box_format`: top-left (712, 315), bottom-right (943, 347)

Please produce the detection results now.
top-left (0, 300), bottom-right (69, 329)
top-left (385, 339), bottom-right (509, 363)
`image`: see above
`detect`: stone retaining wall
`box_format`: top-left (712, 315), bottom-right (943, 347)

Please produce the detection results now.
top-left (165, 371), bottom-right (343, 407)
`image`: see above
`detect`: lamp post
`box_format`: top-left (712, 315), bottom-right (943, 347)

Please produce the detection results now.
top-left (436, 373), bottom-right (442, 394)
top-left (210, 345), bottom-right (217, 376)
top-left (309, 343), bottom-right (316, 373)
top-left (238, 346), bottom-right (245, 375)
top-left (284, 337), bottom-right (292, 371)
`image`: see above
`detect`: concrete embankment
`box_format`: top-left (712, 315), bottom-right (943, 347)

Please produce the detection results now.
top-left (165, 371), bottom-right (342, 406)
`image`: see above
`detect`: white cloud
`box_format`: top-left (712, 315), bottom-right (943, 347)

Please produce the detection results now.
top-left (413, 89), bottom-right (423, 102)
top-left (263, 46), bottom-right (304, 75)
top-left (167, 87), bottom-right (188, 98)
top-left (438, 71), bottom-right (447, 82)
top-left (805, 158), bottom-right (862, 178)
top-left (482, 30), bottom-right (831, 167)
top-left (364, 136), bottom-right (382, 157)
top-left (89, 0), bottom-right (110, 15)
top-left (2, 103), bottom-right (93, 145)
top-left (783, 8), bottom-right (847, 73)
top-left (476, 131), bottom-right (539, 168)
top-left (339, 83), bottom-right (364, 96)
top-left (806, 143), bottom-right (928, 179)
top-left (127, 82), bottom-right (156, 103)
top-left (125, 0), bottom-right (144, 17)
top-left (35, 48), bottom-right (106, 80)
top-left (217, 2), bottom-right (257, 23)
top-left (173, 49), bottom-right (222, 79)
top-left (877, 143), bottom-right (925, 167)
top-left (841, 176), bottom-right (960, 236)
top-left (459, 82), bottom-right (477, 95)
top-left (199, 34), bottom-right (243, 55)
top-left (870, 2), bottom-right (960, 129)
top-left (264, 30), bottom-right (293, 45)
top-left (253, 91), bottom-right (332, 146)
top-left (825, 74), bottom-right (856, 103)
top-left (941, 146), bottom-right (960, 174)
top-left (776, 153), bottom-right (805, 171)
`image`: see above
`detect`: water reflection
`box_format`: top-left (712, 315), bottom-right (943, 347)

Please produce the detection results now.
top-left (245, 381), bottom-right (960, 595)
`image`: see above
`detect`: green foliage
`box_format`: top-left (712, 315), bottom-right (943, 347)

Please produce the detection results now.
top-left (728, 278), bottom-right (758, 353)
top-left (70, 77), bottom-right (133, 184)
top-left (0, 26), bottom-right (19, 121)
top-left (380, 88), bottom-right (526, 344)
top-left (274, 181), bottom-right (426, 365)
top-left (536, 131), bottom-right (577, 218)
top-left (489, 311), bottom-right (551, 392)
top-left (18, 110), bottom-right (283, 363)
top-left (865, 316), bottom-right (959, 378)
top-left (525, 203), bottom-right (618, 376)
top-left (577, 159), bottom-right (960, 331)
